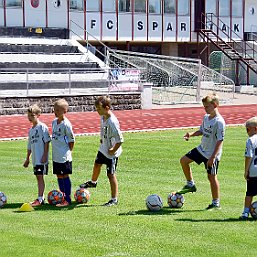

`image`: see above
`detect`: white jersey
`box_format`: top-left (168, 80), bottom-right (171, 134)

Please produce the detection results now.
top-left (52, 118), bottom-right (75, 163)
top-left (99, 112), bottom-right (124, 159)
top-left (197, 114), bottom-right (225, 160)
top-left (245, 134), bottom-right (257, 177)
top-left (27, 122), bottom-right (51, 166)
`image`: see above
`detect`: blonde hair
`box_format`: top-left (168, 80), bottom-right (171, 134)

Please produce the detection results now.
top-left (202, 93), bottom-right (219, 106)
top-left (27, 104), bottom-right (41, 115)
top-left (245, 117), bottom-right (257, 128)
top-left (95, 96), bottom-right (111, 108)
top-left (54, 99), bottom-right (69, 111)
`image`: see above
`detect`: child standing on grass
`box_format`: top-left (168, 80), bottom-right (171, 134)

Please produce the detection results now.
top-left (80, 96), bottom-right (124, 206)
top-left (240, 117), bottom-right (257, 220)
top-left (52, 99), bottom-right (75, 207)
top-left (23, 104), bottom-right (51, 207)
top-left (177, 93), bottom-right (225, 210)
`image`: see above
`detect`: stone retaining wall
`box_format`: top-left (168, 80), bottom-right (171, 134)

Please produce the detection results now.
top-left (0, 93), bottom-right (141, 115)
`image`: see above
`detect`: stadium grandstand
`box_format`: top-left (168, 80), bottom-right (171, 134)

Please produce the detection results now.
top-left (0, 0), bottom-right (256, 107)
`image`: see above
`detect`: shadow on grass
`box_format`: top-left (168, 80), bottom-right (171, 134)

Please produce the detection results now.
top-left (2, 202), bottom-right (80, 212)
top-left (176, 218), bottom-right (257, 222)
top-left (118, 207), bottom-right (206, 216)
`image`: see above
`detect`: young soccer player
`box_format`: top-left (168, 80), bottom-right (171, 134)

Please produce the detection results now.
top-left (177, 93), bottom-right (225, 210)
top-left (80, 96), bottom-right (124, 206)
top-left (240, 117), bottom-right (257, 220)
top-left (52, 99), bottom-right (75, 207)
top-left (23, 104), bottom-right (51, 207)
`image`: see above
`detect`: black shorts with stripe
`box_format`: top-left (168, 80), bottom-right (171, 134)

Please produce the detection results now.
top-left (246, 177), bottom-right (257, 196)
top-left (185, 147), bottom-right (219, 175)
top-left (33, 164), bottom-right (48, 175)
top-left (95, 151), bottom-right (119, 174)
top-left (53, 161), bottom-right (72, 175)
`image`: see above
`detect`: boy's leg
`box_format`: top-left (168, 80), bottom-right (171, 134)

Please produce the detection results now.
top-left (177, 155), bottom-right (197, 194)
top-left (180, 155), bottom-right (194, 181)
top-left (80, 162), bottom-right (102, 188)
top-left (107, 173), bottom-right (118, 199)
top-left (91, 162), bottom-right (102, 182)
top-left (36, 174), bottom-right (45, 199)
top-left (207, 173), bottom-right (220, 208)
top-left (56, 174), bottom-right (71, 207)
top-left (240, 196), bottom-right (253, 220)
top-left (31, 175), bottom-right (45, 206)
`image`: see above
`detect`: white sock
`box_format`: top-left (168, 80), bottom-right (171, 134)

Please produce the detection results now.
top-left (243, 207), bottom-right (250, 215)
top-left (38, 196), bottom-right (43, 202)
top-left (187, 180), bottom-right (195, 187)
top-left (91, 180), bottom-right (97, 184)
top-left (212, 199), bottom-right (220, 206)
top-left (111, 197), bottom-right (118, 202)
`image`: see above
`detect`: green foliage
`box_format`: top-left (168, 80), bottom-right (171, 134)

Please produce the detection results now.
top-left (0, 127), bottom-right (256, 257)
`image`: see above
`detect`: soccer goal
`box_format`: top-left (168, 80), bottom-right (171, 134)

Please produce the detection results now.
top-left (107, 50), bottom-right (235, 105)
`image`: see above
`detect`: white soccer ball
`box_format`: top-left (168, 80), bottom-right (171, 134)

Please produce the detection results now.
top-left (146, 194), bottom-right (163, 212)
top-left (167, 192), bottom-right (185, 208)
top-left (0, 191), bottom-right (7, 208)
top-left (250, 201), bottom-right (257, 219)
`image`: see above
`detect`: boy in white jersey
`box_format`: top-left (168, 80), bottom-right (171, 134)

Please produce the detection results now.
top-left (177, 93), bottom-right (225, 210)
top-left (23, 104), bottom-right (51, 207)
top-left (240, 117), bottom-right (257, 220)
top-left (80, 96), bottom-right (124, 206)
top-left (52, 99), bottom-right (75, 207)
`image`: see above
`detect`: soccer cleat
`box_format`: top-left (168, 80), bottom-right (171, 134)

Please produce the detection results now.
top-left (206, 203), bottom-right (221, 210)
top-left (239, 213), bottom-right (249, 221)
top-left (79, 180), bottom-right (97, 189)
top-left (30, 199), bottom-right (44, 207)
top-left (103, 199), bottom-right (118, 207)
top-left (176, 185), bottom-right (197, 194)
top-left (56, 200), bottom-right (70, 207)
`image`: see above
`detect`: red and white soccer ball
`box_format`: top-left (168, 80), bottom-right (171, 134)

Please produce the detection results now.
top-left (74, 188), bottom-right (90, 203)
top-left (0, 191), bottom-right (7, 208)
top-left (167, 192), bottom-right (185, 208)
top-left (47, 189), bottom-right (64, 205)
top-left (250, 201), bottom-right (257, 219)
top-left (146, 194), bottom-right (163, 212)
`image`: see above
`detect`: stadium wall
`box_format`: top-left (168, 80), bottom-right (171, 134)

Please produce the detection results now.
top-left (0, 93), bottom-right (141, 115)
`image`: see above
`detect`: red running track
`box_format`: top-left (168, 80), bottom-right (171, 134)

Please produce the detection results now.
top-left (0, 104), bottom-right (256, 140)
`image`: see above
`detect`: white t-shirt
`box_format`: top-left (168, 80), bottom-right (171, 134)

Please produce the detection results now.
top-left (52, 118), bottom-right (75, 163)
top-left (197, 114), bottom-right (225, 160)
top-left (99, 112), bottom-right (124, 159)
top-left (27, 122), bottom-right (51, 166)
top-left (245, 134), bottom-right (257, 177)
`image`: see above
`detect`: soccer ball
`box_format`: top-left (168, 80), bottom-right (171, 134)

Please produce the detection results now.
top-left (145, 194), bottom-right (163, 212)
top-left (250, 201), bottom-right (257, 219)
top-left (74, 188), bottom-right (90, 203)
top-left (167, 192), bottom-right (185, 208)
top-left (0, 191), bottom-right (7, 208)
top-left (47, 189), bottom-right (64, 205)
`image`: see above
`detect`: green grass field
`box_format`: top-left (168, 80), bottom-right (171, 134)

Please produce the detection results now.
top-left (0, 126), bottom-right (256, 257)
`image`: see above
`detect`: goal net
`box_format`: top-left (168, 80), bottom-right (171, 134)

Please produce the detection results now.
top-left (108, 50), bottom-right (235, 105)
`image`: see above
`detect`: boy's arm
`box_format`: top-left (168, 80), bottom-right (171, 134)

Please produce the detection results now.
top-left (207, 140), bottom-right (223, 167)
top-left (23, 149), bottom-right (31, 167)
top-left (41, 142), bottom-right (49, 164)
top-left (244, 157), bottom-right (251, 180)
top-left (68, 142), bottom-right (74, 151)
top-left (184, 130), bottom-right (203, 141)
top-left (108, 142), bottom-right (122, 156)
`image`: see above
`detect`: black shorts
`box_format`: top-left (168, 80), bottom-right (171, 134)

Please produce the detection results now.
top-left (33, 164), bottom-right (48, 175)
top-left (95, 151), bottom-right (118, 174)
top-left (246, 177), bottom-right (257, 196)
top-left (53, 161), bottom-right (72, 175)
top-left (185, 147), bottom-right (219, 175)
